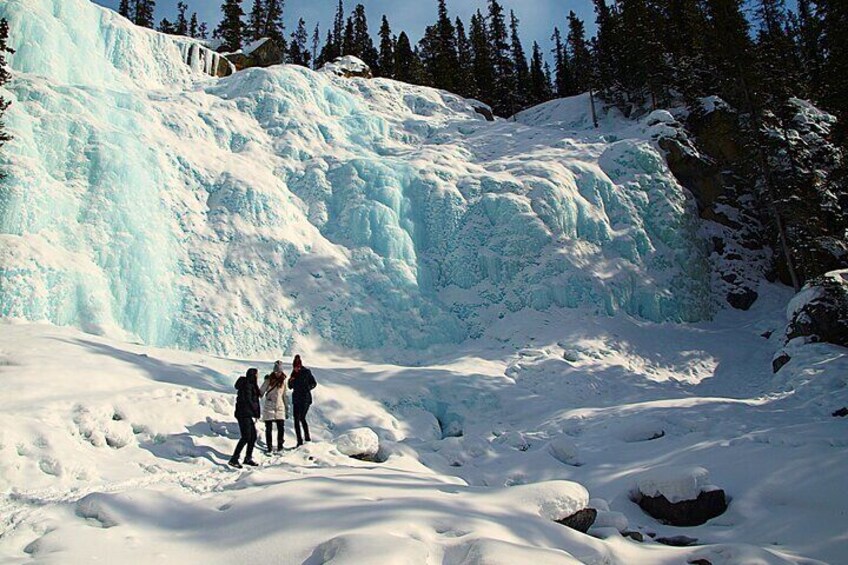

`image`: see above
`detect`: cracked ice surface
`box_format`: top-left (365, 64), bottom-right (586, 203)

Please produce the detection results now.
top-left (0, 0), bottom-right (711, 354)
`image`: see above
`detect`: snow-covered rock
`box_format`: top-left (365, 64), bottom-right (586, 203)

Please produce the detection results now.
top-left (786, 270), bottom-right (848, 348)
top-left (632, 466), bottom-right (728, 526)
top-left (547, 436), bottom-right (581, 466)
top-left (320, 55), bottom-right (372, 78)
top-left (334, 427), bottom-right (380, 460)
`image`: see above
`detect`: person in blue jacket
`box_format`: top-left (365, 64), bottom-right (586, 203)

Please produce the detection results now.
top-left (229, 368), bottom-right (261, 468)
top-left (288, 355), bottom-right (317, 447)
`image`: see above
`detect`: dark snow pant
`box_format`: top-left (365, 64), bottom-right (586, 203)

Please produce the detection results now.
top-left (265, 420), bottom-right (285, 450)
top-left (293, 402), bottom-right (311, 445)
top-left (232, 417), bottom-right (257, 461)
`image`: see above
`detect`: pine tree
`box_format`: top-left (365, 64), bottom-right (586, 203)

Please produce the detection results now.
top-left (394, 31), bottom-right (418, 83)
top-left (174, 2), bottom-right (189, 36)
top-left (198, 21), bottom-right (209, 39)
top-left (350, 4), bottom-right (378, 67)
top-left (333, 0), bottom-right (345, 56)
top-left (342, 17), bottom-right (354, 56)
top-left (703, 0), bottom-right (757, 110)
top-left (509, 11), bottom-right (529, 111)
top-left (215, 0), bottom-right (245, 52)
top-left (377, 16), bottom-right (395, 78)
top-left (0, 18), bottom-right (14, 168)
top-left (247, 0), bottom-right (266, 42)
top-left (318, 29), bottom-right (336, 67)
top-left (119, 0), bottom-right (132, 20)
top-left (469, 10), bottom-right (495, 106)
top-left (566, 11), bottom-right (592, 94)
top-left (551, 27), bottom-right (574, 97)
top-left (263, 0), bottom-right (286, 45)
top-left (794, 0), bottom-right (823, 100)
top-left (529, 42), bottom-right (552, 105)
top-left (431, 0), bottom-right (459, 93)
top-left (288, 18), bottom-right (310, 66)
top-left (818, 0), bottom-right (848, 132)
top-left (487, 0), bottom-right (515, 116)
top-left (189, 12), bottom-right (199, 38)
top-left (754, 0), bottom-right (803, 104)
top-left (312, 23), bottom-right (321, 68)
top-left (133, 0), bottom-right (156, 28)
top-left (455, 17), bottom-right (477, 99)
top-left (158, 17), bottom-right (175, 34)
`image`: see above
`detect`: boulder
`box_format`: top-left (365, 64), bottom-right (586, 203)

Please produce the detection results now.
top-left (472, 104), bottom-right (495, 122)
top-left (223, 37), bottom-right (286, 71)
top-left (772, 351), bottom-right (791, 373)
top-left (334, 428), bottom-right (380, 461)
top-left (656, 535), bottom-right (699, 547)
top-left (547, 436), bottom-right (581, 466)
top-left (556, 508), bottom-right (597, 533)
top-left (321, 55), bottom-right (373, 79)
top-left (786, 270), bottom-right (848, 348)
top-left (632, 466), bottom-right (728, 527)
top-left (833, 407), bottom-right (848, 417)
top-left (638, 490), bottom-right (727, 527)
top-left (726, 287), bottom-right (758, 311)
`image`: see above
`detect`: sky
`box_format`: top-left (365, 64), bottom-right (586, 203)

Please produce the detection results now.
top-left (91, 0), bottom-right (598, 51)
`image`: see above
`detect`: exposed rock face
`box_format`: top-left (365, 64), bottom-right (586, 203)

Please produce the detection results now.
top-left (786, 270), bottom-right (848, 348)
top-left (772, 351), bottom-right (791, 373)
top-left (637, 490), bottom-right (727, 527)
top-left (224, 38), bottom-right (285, 71)
top-left (556, 508), bottom-right (597, 533)
top-left (472, 104), bottom-right (495, 121)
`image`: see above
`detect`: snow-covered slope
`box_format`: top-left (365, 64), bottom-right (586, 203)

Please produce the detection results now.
top-left (1, 0), bottom-right (710, 355)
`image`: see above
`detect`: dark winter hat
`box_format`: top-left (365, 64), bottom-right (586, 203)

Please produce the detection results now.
top-left (292, 355), bottom-right (303, 369)
top-left (247, 368), bottom-right (258, 378)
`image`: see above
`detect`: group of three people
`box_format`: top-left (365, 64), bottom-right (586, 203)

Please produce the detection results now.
top-left (229, 354), bottom-right (317, 469)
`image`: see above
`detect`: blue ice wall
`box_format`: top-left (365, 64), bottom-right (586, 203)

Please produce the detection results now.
top-left (0, 0), bottom-right (712, 355)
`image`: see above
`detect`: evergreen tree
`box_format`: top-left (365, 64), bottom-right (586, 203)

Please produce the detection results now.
top-left (263, 0), bottom-right (286, 45)
top-left (794, 0), bottom-right (823, 100)
top-left (591, 0), bottom-right (622, 101)
top-left (158, 18), bottom-right (175, 34)
top-left (312, 23), bottom-right (321, 68)
top-left (455, 17), bottom-right (477, 99)
top-left (0, 18), bottom-right (14, 168)
top-left (119, 0), bottom-right (132, 20)
top-left (333, 0), bottom-right (346, 56)
top-left (215, 0), bottom-right (245, 52)
top-left (469, 10), bottom-right (494, 106)
top-left (189, 12), bottom-right (199, 38)
top-left (342, 17), bottom-right (354, 56)
top-left (394, 31), bottom-right (418, 83)
top-left (551, 27), bottom-right (574, 97)
top-left (566, 11), bottom-right (592, 94)
top-left (318, 29), bottom-right (336, 67)
top-left (289, 18), bottom-right (310, 66)
top-left (703, 0), bottom-right (757, 110)
top-left (198, 21), bottom-right (209, 39)
top-left (529, 41), bottom-right (552, 105)
top-left (175, 1), bottom-right (189, 36)
top-left (377, 16), bottom-right (395, 78)
top-left (509, 10), bottom-right (529, 110)
top-left (350, 4), bottom-right (378, 67)
top-left (430, 0), bottom-right (459, 93)
top-left (133, 0), bottom-right (156, 28)
top-left (247, 0), bottom-right (266, 41)
top-left (818, 0), bottom-right (848, 132)
top-left (487, 0), bottom-right (515, 116)
top-left (754, 0), bottom-right (803, 104)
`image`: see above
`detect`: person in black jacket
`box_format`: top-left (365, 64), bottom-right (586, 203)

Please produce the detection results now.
top-left (288, 355), bottom-right (317, 447)
top-left (229, 368), bottom-right (261, 468)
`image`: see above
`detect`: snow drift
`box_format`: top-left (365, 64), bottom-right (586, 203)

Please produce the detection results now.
top-left (1, 0), bottom-right (710, 355)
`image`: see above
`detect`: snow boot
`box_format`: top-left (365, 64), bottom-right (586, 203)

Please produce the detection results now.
top-left (228, 459), bottom-right (243, 469)
top-left (243, 459), bottom-right (259, 467)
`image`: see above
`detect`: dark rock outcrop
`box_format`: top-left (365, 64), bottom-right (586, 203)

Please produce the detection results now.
top-left (727, 287), bottom-right (758, 311)
top-left (656, 535), bottom-right (699, 547)
top-left (224, 38), bottom-right (285, 71)
top-left (556, 508), bottom-right (597, 533)
top-left (786, 270), bottom-right (848, 348)
top-left (772, 351), bottom-right (791, 373)
top-left (637, 490), bottom-right (727, 527)
top-left (472, 105), bottom-right (495, 122)
top-left (833, 407), bottom-right (848, 417)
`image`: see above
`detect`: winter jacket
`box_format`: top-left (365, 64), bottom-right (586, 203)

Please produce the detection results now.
top-left (234, 375), bottom-right (261, 419)
top-left (288, 368), bottom-right (317, 406)
top-left (260, 375), bottom-right (291, 421)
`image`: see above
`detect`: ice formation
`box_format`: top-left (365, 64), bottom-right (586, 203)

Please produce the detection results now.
top-left (0, 0), bottom-right (711, 355)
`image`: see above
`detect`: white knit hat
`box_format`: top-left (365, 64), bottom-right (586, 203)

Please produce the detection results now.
top-left (273, 360), bottom-right (285, 373)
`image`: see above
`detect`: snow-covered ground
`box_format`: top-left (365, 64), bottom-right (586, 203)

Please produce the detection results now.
top-left (1, 285), bottom-right (846, 564)
top-left (1, 1), bottom-right (847, 563)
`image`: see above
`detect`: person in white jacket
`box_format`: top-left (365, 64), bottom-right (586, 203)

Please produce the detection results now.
top-left (260, 361), bottom-right (291, 453)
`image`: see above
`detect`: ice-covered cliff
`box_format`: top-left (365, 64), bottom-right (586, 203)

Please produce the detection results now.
top-left (0, 0), bottom-right (712, 354)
